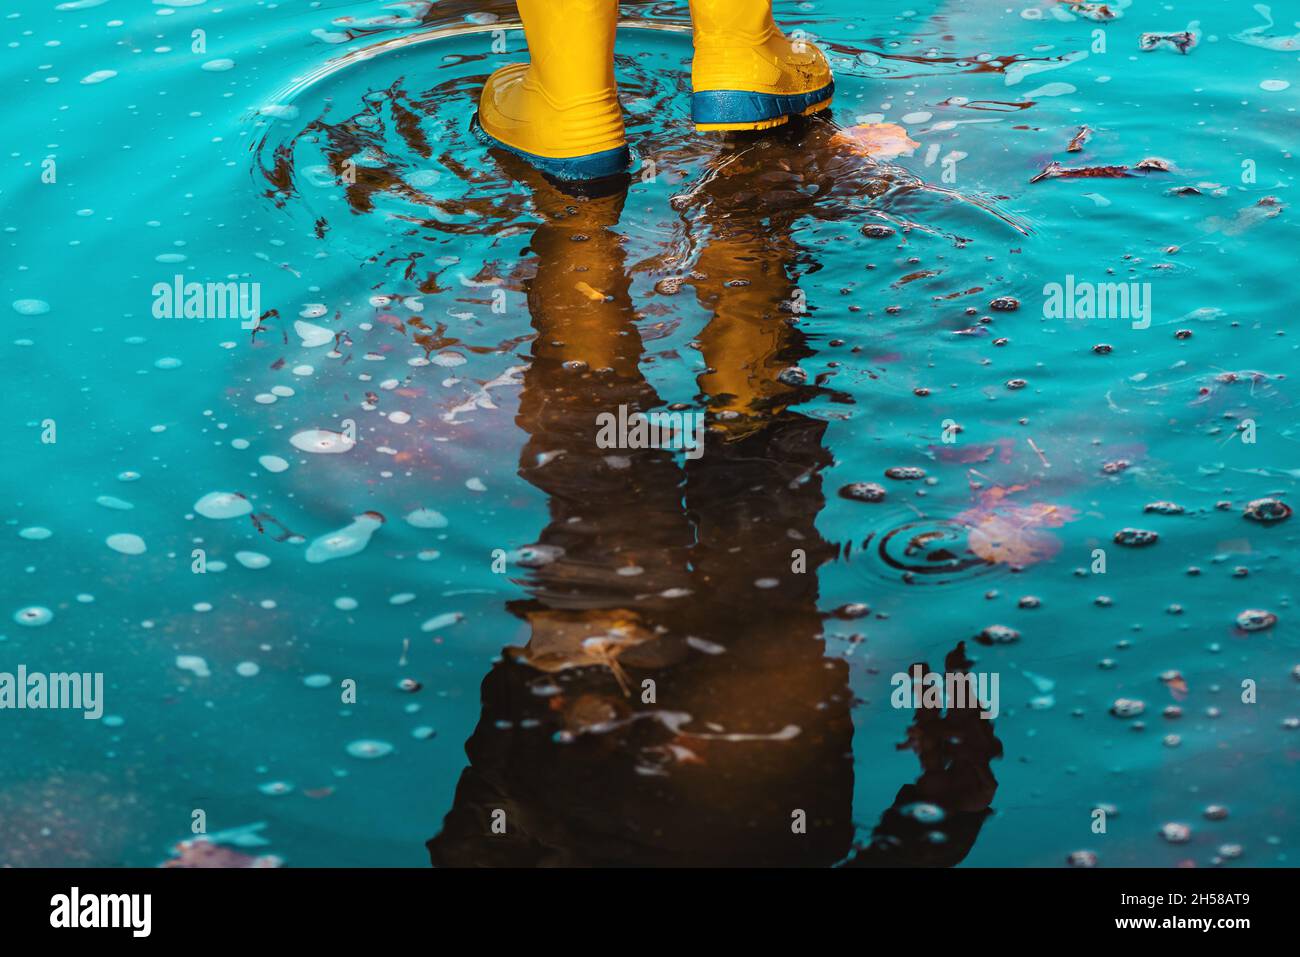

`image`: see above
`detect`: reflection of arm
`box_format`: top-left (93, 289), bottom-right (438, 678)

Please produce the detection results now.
top-left (844, 642), bottom-right (1002, 868)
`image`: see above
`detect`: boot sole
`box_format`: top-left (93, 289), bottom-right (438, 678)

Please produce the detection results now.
top-left (472, 113), bottom-right (630, 182)
top-left (692, 82), bottom-right (835, 132)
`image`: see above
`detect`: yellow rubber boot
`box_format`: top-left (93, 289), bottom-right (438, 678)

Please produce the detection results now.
top-left (477, 0), bottom-right (629, 180)
top-left (688, 0), bottom-right (834, 132)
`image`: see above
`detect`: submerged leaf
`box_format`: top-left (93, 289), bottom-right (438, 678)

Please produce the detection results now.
top-left (509, 610), bottom-right (656, 695)
top-left (956, 486), bottom-right (1080, 566)
top-left (830, 123), bottom-right (920, 160)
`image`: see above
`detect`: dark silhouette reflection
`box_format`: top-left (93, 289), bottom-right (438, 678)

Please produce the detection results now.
top-left (428, 121), bottom-right (1000, 867)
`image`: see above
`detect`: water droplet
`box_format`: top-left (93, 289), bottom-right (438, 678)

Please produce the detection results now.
top-left (12, 299), bottom-right (50, 315)
top-left (290, 429), bottom-right (355, 454)
top-left (305, 513), bottom-right (384, 564)
top-left (404, 508), bottom-right (448, 529)
top-left (14, 606), bottom-right (53, 627)
top-left (106, 533), bottom-right (146, 555)
top-left (346, 739), bottom-right (394, 759)
top-left (194, 491), bottom-right (252, 519)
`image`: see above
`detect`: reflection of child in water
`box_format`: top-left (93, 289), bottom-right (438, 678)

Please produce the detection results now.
top-left (426, 145), bottom-right (1002, 868)
top-left (475, 0), bottom-right (835, 179)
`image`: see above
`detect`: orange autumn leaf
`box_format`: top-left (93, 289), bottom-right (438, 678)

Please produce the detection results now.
top-left (956, 487), bottom-right (1079, 566)
top-left (575, 281), bottom-right (607, 301)
top-left (830, 122), bottom-right (920, 160)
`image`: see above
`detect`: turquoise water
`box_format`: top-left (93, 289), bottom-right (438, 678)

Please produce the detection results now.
top-left (3, 0), bottom-right (1298, 867)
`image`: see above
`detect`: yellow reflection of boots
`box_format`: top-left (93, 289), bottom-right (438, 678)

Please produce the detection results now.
top-left (688, 0), bottom-right (834, 132)
top-left (477, 0), bottom-right (629, 180)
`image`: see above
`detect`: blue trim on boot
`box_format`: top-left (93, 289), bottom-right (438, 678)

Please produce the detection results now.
top-left (473, 114), bottom-right (630, 181)
top-left (692, 81), bottom-right (835, 126)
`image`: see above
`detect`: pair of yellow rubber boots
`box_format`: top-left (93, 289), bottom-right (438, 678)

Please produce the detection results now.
top-left (477, 0), bottom-right (834, 180)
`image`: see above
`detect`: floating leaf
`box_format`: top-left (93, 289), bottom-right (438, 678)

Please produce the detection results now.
top-left (1140, 31), bottom-right (1196, 54)
top-left (830, 123), bottom-right (920, 160)
top-left (1066, 125), bottom-right (1093, 152)
top-left (1030, 161), bottom-right (1131, 183)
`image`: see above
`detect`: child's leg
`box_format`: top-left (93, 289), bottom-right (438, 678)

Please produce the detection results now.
top-left (688, 0), bottom-right (834, 131)
top-left (477, 0), bottom-right (628, 180)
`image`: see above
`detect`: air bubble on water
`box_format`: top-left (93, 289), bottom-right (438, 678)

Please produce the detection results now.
top-left (305, 513), bottom-right (384, 564)
top-left (292, 364), bottom-right (314, 376)
top-left (1260, 79), bottom-right (1290, 91)
top-left (334, 596), bottom-right (358, 611)
top-left (1067, 850), bottom-right (1098, 867)
top-left (1243, 497), bottom-right (1291, 523)
top-left (176, 655), bottom-right (210, 678)
top-left (106, 533), bottom-right (146, 555)
top-left (346, 739), bottom-right (394, 759)
top-left (303, 674), bottom-right (331, 688)
top-left (975, 624), bottom-right (1020, 645)
top-left (1204, 804), bottom-right (1229, 821)
top-left (389, 593), bottom-right (415, 605)
top-left (12, 299), bottom-right (50, 315)
top-left (271, 386), bottom-right (294, 398)
top-left (839, 481), bottom-right (886, 502)
top-left (117, 470), bottom-right (140, 482)
top-left (1110, 698), bottom-right (1145, 718)
top-left (1113, 527), bottom-right (1158, 547)
top-left (258, 781), bottom-right (293, 796)
top-left (235, 551), bottom-right (270, 570)
top-left (18, 527), bottom-right (52, 540)
top-left (201, 58), bottom-right (234, 71)
top-left (14, 606), bottom-right (53, 627)
top-left (466, 477), bottom-right (487, 492)
top-left (194, 491), bottom-right (252, 519)
top-left (76, 594), bottom-right (94, 603)
top-left (1160, 822), bottom-right (1191, 844)
top-left (1235, 609), bottom-right (1276, 631)
top-left (388, 411), bottom-right (411, 424)
top-left (259, 455), bottom-right (289, 473)
top-left (900, 802), bottom-right (945, 824)
top-left (94, 495), bottom-right (134, 511)
top-left (80, 69), bottom-right (116, 84)
top-left (230, 438), bottom-right (250, 450)
top-left (412, 726), bottom-right (436, 740)
top-left (236, 661), bottom-right (260, 677)
top-left (404, 508), bottom-right (448, 529)
top-left (290, 429), bottom-right (355, 454)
